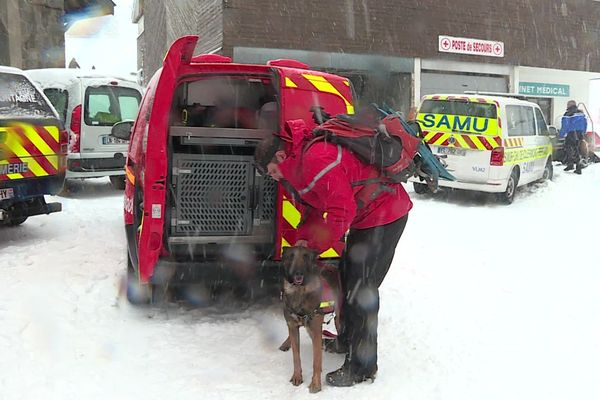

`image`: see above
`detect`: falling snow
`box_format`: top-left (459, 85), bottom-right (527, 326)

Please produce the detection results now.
top-left (1, 164), bottom-right (599, 399)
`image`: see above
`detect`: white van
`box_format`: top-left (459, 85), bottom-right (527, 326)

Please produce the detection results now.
top-left (25, 69), bottom-right (142, 189)
top-left (410, 94), bottom-right (554, 204)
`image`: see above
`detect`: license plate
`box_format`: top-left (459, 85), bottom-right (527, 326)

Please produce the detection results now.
top-left (437, 146), bottom-right (467, 157)
top-left (102, 135), bottom-right (128, 145)
top-left (0, 188), bottom-right (14, 200)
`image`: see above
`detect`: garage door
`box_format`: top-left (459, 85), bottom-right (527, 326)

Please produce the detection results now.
top-left (421, 71), bottom-right (508, 97)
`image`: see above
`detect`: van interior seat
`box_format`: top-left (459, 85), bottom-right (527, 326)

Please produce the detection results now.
top-left (93, 111), bottom-right (120, 124)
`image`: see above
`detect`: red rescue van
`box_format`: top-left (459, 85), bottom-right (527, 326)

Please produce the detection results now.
top-left (116, 36), bottom-right (354, 303)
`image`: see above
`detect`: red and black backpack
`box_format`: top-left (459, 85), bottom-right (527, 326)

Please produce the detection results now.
top-left (307, 106), bottom-right (422, 183)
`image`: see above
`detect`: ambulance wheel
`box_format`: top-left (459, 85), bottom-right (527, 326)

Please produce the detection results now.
top-left (126, 254), bottom-right (152, 305)
top-left (110, 175), bottom-right (126, 190)
top-left (542, 158), bottom-right (553, 181)
top-left (413, 182), bottom-right (432, 195)
top-left (498, 168), bottom-right (519, 205)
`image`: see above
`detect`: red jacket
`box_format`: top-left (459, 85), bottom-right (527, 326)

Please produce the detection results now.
top-left (278, 120), bottom-right (413, 253)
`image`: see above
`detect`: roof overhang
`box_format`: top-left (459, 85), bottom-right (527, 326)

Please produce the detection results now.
top-left (131, 0), bottom-right (144, 23)
top-left (63, 0), bottom-right (115, 28)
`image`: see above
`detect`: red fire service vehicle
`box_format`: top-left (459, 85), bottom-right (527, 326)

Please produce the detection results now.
top-left (113, 36), bottom-right (355, 303)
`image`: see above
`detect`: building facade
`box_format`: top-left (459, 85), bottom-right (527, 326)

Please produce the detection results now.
top-left (134, 0), bottom-right (600, 124)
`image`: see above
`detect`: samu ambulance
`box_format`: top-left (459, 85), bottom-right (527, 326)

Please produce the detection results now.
top-left (410, 94), bottom-right (553, 204)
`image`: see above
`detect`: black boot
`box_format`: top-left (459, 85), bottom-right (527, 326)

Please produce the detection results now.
top-left (325, 360), bottom-right (377, 387)
top-left (564, 164), bottom-right (574, 171)
top-left (575, 167), bottom-right (582, 175)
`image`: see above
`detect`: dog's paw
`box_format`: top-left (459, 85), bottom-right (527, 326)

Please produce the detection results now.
top-left (279, 337), bottom-right (291, 352)
top-left (308, 380), bottom-right (322, 393)
top-left (290, 372), bottom-right (303, 386)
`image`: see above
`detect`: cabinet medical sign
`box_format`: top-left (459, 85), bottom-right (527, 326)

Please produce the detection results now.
top-left (519, 82), bottom-right (570, 97)
top-left (439, 35), bottom-right (504, 58)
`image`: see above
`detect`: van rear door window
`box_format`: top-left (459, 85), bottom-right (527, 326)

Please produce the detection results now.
top-left (0, 72), bottom-right (55, 118)
top-left (84, 86), bottom-right (141, 126)
top-left (175, 76), bottom-right (276, 129)
top-left (420, 99), bottom-right (497, 119)
top-left (119, 96), bottom-right (140, 120)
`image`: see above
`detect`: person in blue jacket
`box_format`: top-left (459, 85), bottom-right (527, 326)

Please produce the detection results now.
top-left (560, 100), bottom-right (587, 174)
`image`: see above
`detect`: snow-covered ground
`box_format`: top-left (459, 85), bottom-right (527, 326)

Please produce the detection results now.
top-left (1, 165), bottom-right (599, 400)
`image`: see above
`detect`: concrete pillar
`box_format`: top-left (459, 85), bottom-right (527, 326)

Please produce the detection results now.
top-left (511, 66), bottom-right (520, 94)
top-left (413, 57), bottom-right (421, 107)
top-left (6, 0), bottom-right (22, 68)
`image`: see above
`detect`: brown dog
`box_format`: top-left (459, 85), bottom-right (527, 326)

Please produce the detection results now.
top-left (278, 246), bottom-right (341, 393)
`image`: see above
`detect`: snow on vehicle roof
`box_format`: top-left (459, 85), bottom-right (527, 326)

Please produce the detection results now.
top-left (25, 68), bottom-right (138, 86)
top-left (0, 65), bottom-right (25, 75)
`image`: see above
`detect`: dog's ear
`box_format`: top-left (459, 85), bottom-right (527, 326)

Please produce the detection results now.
top-left (305, 248), bottom-right (318, 266)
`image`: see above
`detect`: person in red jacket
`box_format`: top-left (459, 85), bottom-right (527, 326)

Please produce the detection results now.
top-left (255, 119), bottom-right (412, 387)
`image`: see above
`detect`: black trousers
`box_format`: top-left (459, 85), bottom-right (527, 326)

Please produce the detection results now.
top-left (338, 214), bottom-right (409, 374)
top-left (565, 131), bottom-right (583, 169)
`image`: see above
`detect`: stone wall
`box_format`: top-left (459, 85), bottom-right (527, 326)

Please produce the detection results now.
top-left (139, 0), bottom-right (223, 83)
top-left (0, 2), bottom-right (9, 66)
top-left (0, 0), bottom-right (65, 69)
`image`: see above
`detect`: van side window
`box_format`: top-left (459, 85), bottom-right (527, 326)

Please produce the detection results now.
top-left (534, 107), bottom-right (549, 135)
top-left (506, 105), bottom-right (535, 137)
top-left (43, 88), bottom-right (69, 122)
top-left (521, 106), bottom-right (536, 136)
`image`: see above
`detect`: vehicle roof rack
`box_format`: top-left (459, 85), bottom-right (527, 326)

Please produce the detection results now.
top-left (463, 91), bottom-right (528, 100)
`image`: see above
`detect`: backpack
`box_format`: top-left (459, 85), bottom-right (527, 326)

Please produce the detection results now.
top-left (308, 105), bottom-right (422, 183)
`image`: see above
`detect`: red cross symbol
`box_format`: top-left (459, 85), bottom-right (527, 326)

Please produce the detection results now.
top-left (493, 43), bottom-right (503, 55)
top-left (441, 38), bottom-right (451, 50)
